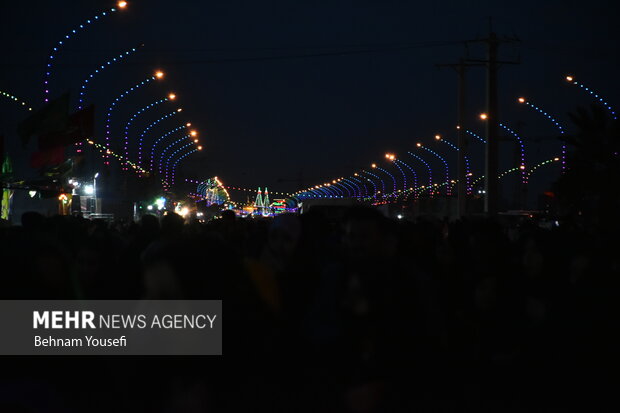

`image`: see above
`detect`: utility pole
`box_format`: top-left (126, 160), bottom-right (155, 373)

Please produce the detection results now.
top-left (437, 57), bottom-right (484, 218)
top-left (466, 22), bottom-right (519, 216)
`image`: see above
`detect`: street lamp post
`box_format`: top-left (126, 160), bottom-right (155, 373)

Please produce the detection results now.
top-left (93, 172), bottom-right (99, 214)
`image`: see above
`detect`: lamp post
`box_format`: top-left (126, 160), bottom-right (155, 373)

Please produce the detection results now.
top-left (93, 172), bottom-right (99, 214)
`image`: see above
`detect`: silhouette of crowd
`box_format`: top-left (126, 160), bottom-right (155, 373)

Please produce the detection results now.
top-left (0, 207), bottom-right (618, 412)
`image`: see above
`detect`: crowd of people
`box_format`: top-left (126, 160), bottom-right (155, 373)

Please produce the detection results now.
top-left (0, 206), bottom-right (618, 412)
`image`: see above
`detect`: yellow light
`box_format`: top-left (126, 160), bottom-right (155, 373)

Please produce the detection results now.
top-left (416, 143), bottom-right (422, 147)
top-left (519, 165), bottom-right (526, 170)
top-left (190, 130), bottom-right (198, 137)
top-left (155, 70), bottom-right (164, 79)
top-left (435, 134), bottom-right (441, 140)
top-left (168, 93), bottom-right (176, 100)
top-left (197, 146), bottom-right (203, 150)
top-left (117, 1), bottom-right (128, 9)
top-left (186, 122), bottom-right (191, 127)
top-left (194, 139), bottom-right (199, 143)
top-left (479, 113), bottom-right (488, 120)
top-left (371, 163), bottom-right (377, 168)
top-left (518, 97), bottom-right (526, 103)
top-left (553, 157), bottom-right (560, 161)
top-left (354, 173), bottom-right (358, 176)
top-left (566, 75), bottom-right (574, 82)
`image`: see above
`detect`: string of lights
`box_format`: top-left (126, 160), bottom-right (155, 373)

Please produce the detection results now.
top-left (394, 159), bottom-right (418, 199)
top-left (77, 44), bottom-right (142, 110)
top-left (434, 134), bottom-right (472, 194)
top-left (158, 131), bottom-right (198, 176)
top-left (518, 97), bottom-right (567, 173)
top-left (499, 122), bottom-right (527, 183)
top-left (149, 124), bottom-right (189, 172)
top-left (122, 96), bottom-right (174, 170)
top-left (137, 109), bottom-right (183, 168)
top-left (566, 75), bottom-right (616, 120)
top-left (415, 143), bottom-right (450, 195)
top-left (349, 175), bottom-right (369, 197)
top-left (44, 1), bottom-right (128, 102)
top-left (85, 139), bottom-right (148, 175)
top-left (103, 72), bottom-right (162, 164)
top-left (0, 90), bottom-right (32, 111)
top-left (407, 152), bottom-right (434, 195)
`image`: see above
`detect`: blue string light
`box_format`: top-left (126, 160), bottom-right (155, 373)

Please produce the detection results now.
top-left (137, 109), bottom-right (182, 169)
top-left (373, 165), bottom-right (397, 197)
top-left (434, 135), bottom-right (473, 194)
top-left (394, 159), bottom-right (418, 200)
top-left (149, 125), bottom-right (188, 172)
top-left (77, 45), bottom-right (141, 110)
top-left (121, 97), bottom-right (170, 170)
top-left (518, 97), bottom-right (567, 173)
top-left (415, 143), bottom-right (450, 196)
top-left (163, 142), bottom-right (195, 187)
top-left (159, 135), bottom-right (193, 177)
top-left (407, 152), bottom-right (434, 196)
top-left (168, 148), bottom-right (199, 188)
top-left (341, 177), bottom-right (362, 197)
top-left (566, 75), bottom-right (616, 120)
top-left (103, 75), bottom-right (157, 165)
top-left (465, 129), bottom-right (487, 144)
top-left (44, 6), bottom-right (123, 102)
top-left (499, 122), bottom-right (527, 184)
top-left (349, 176), bottom-right (369, 197)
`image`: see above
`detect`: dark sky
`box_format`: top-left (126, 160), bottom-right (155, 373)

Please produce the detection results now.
top-left (1, 0), bottom-right (619, 202)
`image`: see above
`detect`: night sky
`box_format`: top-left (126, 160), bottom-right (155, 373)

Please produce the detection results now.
top-left (1, 0), bottom-right (619, 202)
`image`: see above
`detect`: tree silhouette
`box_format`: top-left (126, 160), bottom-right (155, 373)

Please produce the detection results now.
top-left (553, 104), bottom-right (620, 230)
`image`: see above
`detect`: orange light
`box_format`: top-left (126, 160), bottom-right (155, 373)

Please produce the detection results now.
top-left (186, 122), bottom-right (191, 127)
top-left (416, 143), bottom-right (422, 147)
top-left (553, 157), bottom-right (560, 161)
top-left (371, 163), bottom-right (377, 168)
top-left (117, 1), bottom-right (128, 9)
top-left (168, 93), bottom-right (176, 100)
top-left (177, 108), bottom-right (183, 112)
top-left (518, 97), bottom-right (526, 103)
top-left (480, 113), bottom-right (488, 120)
top-left (566, 75), bottom-right (574, 82)
top-left (197, 146), bottom-right (203, 150)
top-left (435, 134), bottom-right (441, 140)
top-left (190, 130), bottom-right (198, 137)
top-left (155, 70), bottom-right (164, 79)
top-left (194, 139), bottom-right (199, 143)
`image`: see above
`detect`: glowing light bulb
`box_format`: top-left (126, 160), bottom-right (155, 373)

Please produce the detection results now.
top-left (168, 93), bottom-right (176, 100)
top-left (480, 113), bottom-right (488, 120)
top-left (118, 1), bottom-right (128, 9)
top-left (155, 71), bottom-right (164, 79)
top-left (566, 75), bottom-right (574, 82)
top-left (518, 97), bottom-right (526, 103)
